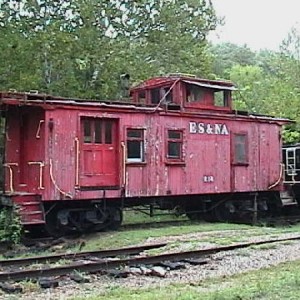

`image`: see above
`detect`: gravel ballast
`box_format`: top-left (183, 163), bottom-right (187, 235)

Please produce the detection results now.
top-left (4, 231), bottom-right (300, 300)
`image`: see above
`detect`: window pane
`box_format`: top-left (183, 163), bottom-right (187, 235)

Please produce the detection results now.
top-left (84, 120), bottom-right (92, 143)
top-left (94, 119), bottom-right (102, 144)
top-left (127, 141), bottom-right (142, 160)
top-left (161, 87), bottom-right (172, 103)
top-left (235, 135), bottom-right (246, 145)
top-left (234, 134), bottom-right (247, 163)
top-left (224, 91), bottom-right (230, 107)
top-left (127, 129), bottom-right (142, 138)
top-left (138, 91), bottom-right (146, 104)
top-left (105, 121), bottom-right (112, 144)
top-left (235, 144), bottom-right (246, 162)
top-left (168, 142), bottom-right (181, 158)
top-left (186, 84), bottom-right (204, 102)
top-left (151, 88), bottom-right (160, 104)
top-left (168, 130), bottom-right (181, 139)
top-left (214, 91), bottom-right (224, 106)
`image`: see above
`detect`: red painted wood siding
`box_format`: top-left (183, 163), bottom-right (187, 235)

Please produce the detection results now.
top-left (5, 105), bottom-right (283, 202)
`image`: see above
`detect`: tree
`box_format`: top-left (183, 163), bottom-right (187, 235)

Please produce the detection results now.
top-left (229, 65), bottom-right (267, 112)
top-left (0, 0), bottom-right (219, 98)
top-left (210, 42), bottom-right (256, 78)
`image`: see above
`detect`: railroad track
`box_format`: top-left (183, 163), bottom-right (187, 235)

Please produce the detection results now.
top-left (0, 243), bottom-right (167, 269)
top-left (1, 235), bottom-right (300, 282)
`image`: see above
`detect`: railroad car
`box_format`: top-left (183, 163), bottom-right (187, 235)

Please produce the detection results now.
top-left (0, 74), bottom-right (294, 235)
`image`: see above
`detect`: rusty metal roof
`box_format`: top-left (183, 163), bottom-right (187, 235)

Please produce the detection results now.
top-left (182, 80), bottom-right (237, 91)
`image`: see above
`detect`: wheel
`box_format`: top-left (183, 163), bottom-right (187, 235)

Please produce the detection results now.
top-left (105, 207), bottom-right (123, 230)
top-left (45, 208), bottom-right (68, 237)
top-left (214, 202), bottom-right (235, 222)
top-left (203, 210), bottom-right (218, 222)
top-left (186, 211), bottom-right (202, 221)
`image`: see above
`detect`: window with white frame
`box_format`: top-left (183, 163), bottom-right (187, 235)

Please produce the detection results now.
top-left (126, 129), bottom-right (145, 162)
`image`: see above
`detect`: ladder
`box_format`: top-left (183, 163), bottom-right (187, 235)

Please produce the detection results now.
top-left (285, 148), bottom-right (297, 176)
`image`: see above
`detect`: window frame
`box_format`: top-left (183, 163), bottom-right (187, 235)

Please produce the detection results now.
top-left (81, 117), bottom-right (113, 145)
top-left (185, 83), bottom-right (205, 103)
top-left (165, 129), bottom-right (185, 164)
top-left (213, 90), bottom-right (230, 107)
top-left (126, 128), bottom-right (145, 164)
top-left (150, 85), bottom-right (173, 105)
top-left (184, 82), bottom-right (232, 111)
top-left (232, 132), bottom-right (249, 165)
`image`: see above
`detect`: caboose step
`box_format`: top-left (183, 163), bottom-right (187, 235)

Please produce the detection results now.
top-left (15, 197), bottom-right (45, 224)
top-left (20, 210), bottom-right (45, 224)
top-left (21, 201), bottom-right (41, 206)
top-left (23, 210), bottom-right (43, 216)
top-left (280, 191), bottom-right (297, 206)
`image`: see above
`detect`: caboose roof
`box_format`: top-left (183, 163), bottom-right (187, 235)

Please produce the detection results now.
top-left (0, 91), bottom-right (291, 125)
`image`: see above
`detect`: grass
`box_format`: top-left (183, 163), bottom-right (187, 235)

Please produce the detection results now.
top-left (80, 212), bottom-right (300, 252)
top-left (81, 222), bottom-right (254, 251)
top-left (122, 209), bottom-right (188, 224)
top-left (7, 210), bottom-right (300, 257)
top-left (249, 243), bottom-right (278, 250)
top-left (72, 260), bottom-right (300, 300)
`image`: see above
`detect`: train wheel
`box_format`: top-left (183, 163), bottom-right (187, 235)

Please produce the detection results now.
top-left (214, 202), bottom-right (235, 222)
top-left (105, 207), bottom-right (123, 230)
top-left (45, 209), bottom-right (67, 237)
top-left (203, 210), bottom-right (217, 222)
top-left (186, 211), bottom-right (202, 221)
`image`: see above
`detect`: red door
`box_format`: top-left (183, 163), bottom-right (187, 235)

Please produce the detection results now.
top-left (80, 118), bottom-right (118, 187)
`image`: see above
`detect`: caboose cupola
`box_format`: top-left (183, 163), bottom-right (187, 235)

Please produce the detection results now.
top-left (130, 73), bottom-right (236, 112)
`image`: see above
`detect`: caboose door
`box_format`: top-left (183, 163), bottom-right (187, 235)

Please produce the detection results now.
top-left (80, 118), bottom-right (119, 188)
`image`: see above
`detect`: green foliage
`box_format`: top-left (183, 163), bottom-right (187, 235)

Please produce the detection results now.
top-left (0, 0), bottom-right (218, 99)
top-left (2, 1), bottom-right (300, 142)
top-left (211, 42), bottom-right (256, 78)
top-left (0, 206), bottom-right (22, 244)
top-left (210, 26), bottom-right (300, 143)
top-left (283, 126), bottom-right (300, 145)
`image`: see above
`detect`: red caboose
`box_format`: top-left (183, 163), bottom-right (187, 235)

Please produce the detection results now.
top-left (0, 74), bottom-right (289, 234)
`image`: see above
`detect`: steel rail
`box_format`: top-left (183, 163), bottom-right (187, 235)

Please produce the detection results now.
top-left (0, 243), bottom-right (167, 268)
top-left (1, 236), bottom-right (300, 282)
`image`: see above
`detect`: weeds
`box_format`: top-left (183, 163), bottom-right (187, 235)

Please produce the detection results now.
top-left (0, 206), bottom-right (22, 244)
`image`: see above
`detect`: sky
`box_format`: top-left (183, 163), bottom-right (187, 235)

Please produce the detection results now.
top-left (209, 0), bottom-right (300, 51)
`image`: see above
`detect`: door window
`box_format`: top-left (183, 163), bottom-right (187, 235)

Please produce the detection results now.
top-left (82, 118), bottom-right (113, 144)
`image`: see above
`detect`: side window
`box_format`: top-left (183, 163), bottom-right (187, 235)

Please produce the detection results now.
top-left (138, 91), bottom-right (146, 104)
top-left (82, 118), bottom-right (113, 144)
top-left (150, 86), bottom-right (173, 104)
top-left (161, 87), bottom-right (173, 103)
top-left (83, 119), bottom-right (92, 143)
top-left (233, 133), bottom-right (248, 164)
top-left (151, 88), bottom-right (160, 104)
top-left (186, 83), bottom-right (204, 102)
top-left (214, 90), bottom-right (230, 107)
top-left (167, 130), bottom-right (183, 161)
top-left (127, 129), bottom-right (145, 163)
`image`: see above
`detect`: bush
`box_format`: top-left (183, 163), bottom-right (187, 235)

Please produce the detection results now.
top-left (0, 206), bottom-right (22, 244)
